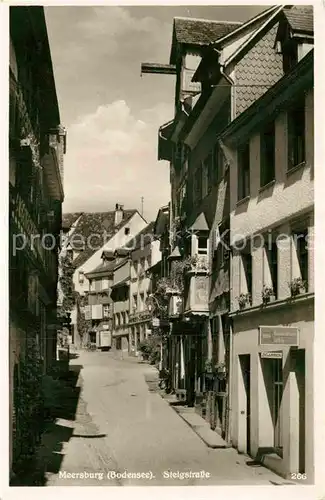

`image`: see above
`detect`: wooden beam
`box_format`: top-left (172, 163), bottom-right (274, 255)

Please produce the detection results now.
top-left (141, 63), bottom-right (176, 76)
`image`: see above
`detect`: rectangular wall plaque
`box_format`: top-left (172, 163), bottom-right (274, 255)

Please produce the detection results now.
top-left (259, 326), bottom-right (299, 346)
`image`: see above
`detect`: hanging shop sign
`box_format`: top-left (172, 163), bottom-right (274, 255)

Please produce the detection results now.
top-left (259, 326), bottom-right (299, 346)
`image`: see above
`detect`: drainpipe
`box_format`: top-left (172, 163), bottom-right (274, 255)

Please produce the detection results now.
top-left (213, 48), bottom-right (235, 120)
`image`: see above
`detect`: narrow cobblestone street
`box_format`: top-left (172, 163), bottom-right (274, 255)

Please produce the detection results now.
top-left (40, 351), bottom-right (293, 486)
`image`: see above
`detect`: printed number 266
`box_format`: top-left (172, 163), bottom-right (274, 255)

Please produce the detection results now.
top-left (291, 473), bottom-right (307, 480)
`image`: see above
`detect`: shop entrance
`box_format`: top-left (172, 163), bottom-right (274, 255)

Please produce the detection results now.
top-left (239, 354), bottom-right (251, 455)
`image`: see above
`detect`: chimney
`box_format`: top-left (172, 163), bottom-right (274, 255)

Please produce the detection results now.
top-left (114, 203), bottom-right (124, 226)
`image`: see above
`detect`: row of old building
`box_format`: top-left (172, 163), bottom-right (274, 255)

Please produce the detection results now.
top-left (9, 7), bottom-right (67, 475)
top-left (59, 4), bottom-right (314, 482)
top-left (140, 5), bottom-right (314, 481)
top-left (61, 206), bottom-right (164, 353)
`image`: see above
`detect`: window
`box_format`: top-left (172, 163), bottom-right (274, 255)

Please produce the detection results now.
top-left (215, 223), bottom-right (230, 268)
top-left (237, 143), bottom-right (250, 201)
top-left (198, 236), bottom-right (208, 255)
top-left (294, 229), bottom-right (308, 287)
top-left (140, 292), bottom-right (145, 311)
top-left (94, 278), bottom-right (102, 292)
top-left (78, 271), bottom-right (84, 284)
top-left (103, 305), bottom-right (110, 318)
top-left (288, 99), bottom-right (305, 169)
top-left (260, 121), bottom-right (275, 187)
top-left (267, 241), bottom-right (278, 299)
top-left (124, 227), bottom-right (130, 236)
top-left (213, 143), bottom-right (224, 183)
top-left (242, 252), bottom-right (252, 298)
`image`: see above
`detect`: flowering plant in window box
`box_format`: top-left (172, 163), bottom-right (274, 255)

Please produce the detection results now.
top-left (236, 293), bottom-right (251, 309)
top-left (262, 285), bottom-right (275, 304)
top-left (289, 277), bottom-right (306, 297)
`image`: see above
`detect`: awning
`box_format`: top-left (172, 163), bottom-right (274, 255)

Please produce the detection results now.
top-left (158, 120), bottom-right (174, 161)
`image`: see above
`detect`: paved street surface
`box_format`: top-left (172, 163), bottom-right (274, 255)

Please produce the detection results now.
top-left (45, 350), bottom-right (292, 486)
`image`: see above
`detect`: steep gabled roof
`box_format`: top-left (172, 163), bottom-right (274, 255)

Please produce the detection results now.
top-left (170, 17), bottom-right (242, 64)
top-left (67, 209), bottom-right (138, 269)
top-left (283, 5), bottom-right (313, 35)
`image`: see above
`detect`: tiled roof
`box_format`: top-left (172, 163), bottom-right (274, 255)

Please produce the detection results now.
top-left (86, 260), bottom-right (115, 277)
top-left (170, 17), bottom-right (241, 64)
top-left (66, 209), bottom-right (138, 269)
top-left (124, 221), bottom-right (156, 252)
top-left (283, 5), bottom-right (313, 35)
top-left (174, 17), bottom-right (242, 45)
top-left (62, 212), bottom-right (83, 230)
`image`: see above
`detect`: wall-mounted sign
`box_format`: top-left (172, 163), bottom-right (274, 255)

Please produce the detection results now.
top-left (261, 351), bottom-right (283, 359)
top-left (259, 326), bottom-right (299, 346)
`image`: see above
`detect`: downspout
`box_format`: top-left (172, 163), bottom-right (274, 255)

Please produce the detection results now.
top-left (213, 48), bottom-right (235, 120)
top-left (215, 47), bottom-right (235, 443)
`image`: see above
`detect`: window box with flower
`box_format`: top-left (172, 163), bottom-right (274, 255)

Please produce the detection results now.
top-left (236, 293), bottom-right (251, 310)
top-left (262, 285), bottom-right (275, 305)
top-left (288, 277), bottom-right (307, 297)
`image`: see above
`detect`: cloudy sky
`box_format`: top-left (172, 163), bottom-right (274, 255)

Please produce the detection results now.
top-left (45, 5), bottom-right (265, 222)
